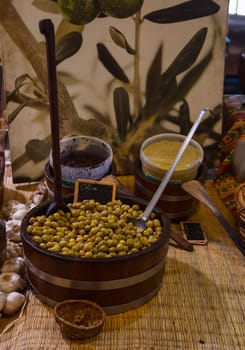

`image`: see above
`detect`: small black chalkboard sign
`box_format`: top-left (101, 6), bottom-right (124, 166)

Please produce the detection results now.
top-left (74, 179), bottom-right (116, 204)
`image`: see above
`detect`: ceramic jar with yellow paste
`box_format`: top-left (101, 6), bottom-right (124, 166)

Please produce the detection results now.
top-left (140, 133), bottom-right (204, 182)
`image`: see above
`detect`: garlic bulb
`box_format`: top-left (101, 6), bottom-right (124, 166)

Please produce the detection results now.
top-left (6, 240), bottom-right (23, 259)
top-left (12, 207), bottom-right (28, 221)
top-left (0, 272), bottom-right (26, 293)
top-left (0, 291), bottom-right (6, 312)
top-left (1, 257), bottom-right (25, 276)
top-left (1, 200), bottom-right (26, 220)
top-left (3, 291), bottom-right (25, 316)
top-left (26, 180), bottom-right (48, 209)
top-left (5, 220), bottom-right (21, 243)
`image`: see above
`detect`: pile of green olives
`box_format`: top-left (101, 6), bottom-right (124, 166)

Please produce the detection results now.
top-left (26, 199), bottom-right (163, 258)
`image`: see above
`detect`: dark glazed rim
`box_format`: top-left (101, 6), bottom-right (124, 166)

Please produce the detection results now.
top-left (21, 194), bottom-right (171, 264)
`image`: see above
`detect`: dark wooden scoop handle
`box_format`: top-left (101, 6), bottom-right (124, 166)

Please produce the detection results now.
top-left (39, 19), bottom-right (69, 215)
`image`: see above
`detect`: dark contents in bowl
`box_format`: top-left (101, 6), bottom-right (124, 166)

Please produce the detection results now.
top-left (54, 299), bottom-right (105, 340)
top-left (60, 151), bottom-right (106, 168)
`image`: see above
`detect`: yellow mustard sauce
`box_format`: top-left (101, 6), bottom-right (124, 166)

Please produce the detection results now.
top-left (143, 140), bottom-right (201, 171)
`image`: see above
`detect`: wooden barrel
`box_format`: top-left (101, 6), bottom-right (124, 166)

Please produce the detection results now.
top-left (21, 194), bottom-right (170, 315)
top-left (44, 162), bottom-right (74, 198)
top-left (44, 161), bottom-right (117, 199)
top-left (134, 160), bottom-right (207, 222)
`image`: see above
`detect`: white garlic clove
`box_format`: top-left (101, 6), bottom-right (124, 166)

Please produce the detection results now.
top-left (0, 272), bottom-right (26, 293)
top-left (0, 291), bottom-right (6, 312)
top-left (5, 219), bottom-right (21, 232)
top-left (12, 207), bottom-right (28, 221)
top-left (1, 200), bottom-right (25, 220)
top-left (1, 257), bottom-right (25, 276)
top-left (6, 219), bottom-right (22, 243)
top-left (6, 240), bottom-right (23, 259)
top-left (3, 291), bottom-right (25, 316)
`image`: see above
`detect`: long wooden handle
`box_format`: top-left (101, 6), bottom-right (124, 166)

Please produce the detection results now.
top-left (39, 19), bottom-right (62, 204)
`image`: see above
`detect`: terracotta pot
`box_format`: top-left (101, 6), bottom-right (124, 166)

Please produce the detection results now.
top-left (21, 194), bottom-right (170, 315)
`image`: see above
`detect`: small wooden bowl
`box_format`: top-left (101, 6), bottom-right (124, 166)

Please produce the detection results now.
top-left (54, 299), bottom-right (105, 341)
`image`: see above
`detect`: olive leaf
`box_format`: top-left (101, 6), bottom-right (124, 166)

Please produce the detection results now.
top-left (163, 27), bottom-right (208, 78)
top-left (174, 47), bottom-right (213, 102)
top-left (178, 100), bottom-right (191, 134)
top-left (7, 73), bottom-right (47, 117)
top-left (7, 88), bottom-right (46, 105)
top-left (25, 138), bottom-right (51, 162)
top-left (14, 74), bottom-right (30, 90)
top-left (33, 89), bottom-right (44, 99)
top-left (155, 47), bottom-right (213, 125)
top-left (55, 19), bottom-right (84, 40)
top-left (7, 104), bottom-right (28, 124)
top-left (7, 98), bottom-right (48, 124)
top-left (32, 0), bottom-right (60, 13)
top-left (113, 87), bottom-right (131, 141)
top-left (142, 27), bottom-right (207, 118)
top-left (149, 44), bottom-right (213, 128)
top-left (158, 27), bottom-right (207, 98)
top-left (144, 44), bottom-right (163, 117)
top-left (144, 0), bottom-right (220, 24)
top-left (97, 43), bottom-right (130, 83)
top-left (14, 74), bottom-right (44, 96)
top-left (109, 26), bottom-right (135, 55)
top-left (56, 32), bottom-right (83, 65)
top-left (84, 105), bottom-right (113, 127)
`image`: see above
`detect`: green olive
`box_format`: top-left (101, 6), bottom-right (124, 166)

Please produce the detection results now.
top-left (84, 251), bottom-right (93, 258)
top-left (27, 198), bottom-right (163, 258)
top-left (32, 235), bottom-right (43, 244)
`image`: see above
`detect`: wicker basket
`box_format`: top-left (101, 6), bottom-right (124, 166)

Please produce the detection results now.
top-left (235, 183), bottom-right (245, 248)
top-left (54, 299), bottom-right (105, 341)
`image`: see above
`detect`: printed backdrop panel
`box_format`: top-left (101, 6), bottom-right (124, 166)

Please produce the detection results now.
top-left (0, 0), bottom-right (228, 182)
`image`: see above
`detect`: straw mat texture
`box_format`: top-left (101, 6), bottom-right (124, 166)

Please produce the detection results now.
top-left (0, 170), bottom-right (244, 350)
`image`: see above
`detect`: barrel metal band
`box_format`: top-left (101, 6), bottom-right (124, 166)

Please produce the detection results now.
top-left (26, 258), bottom-right (165, 290)
top-left (27, 275), bottom-right (162, 315)
top-left (136, 182), bottom-right (191, 201)
top-left (168, 207), bottom-right (195, 219)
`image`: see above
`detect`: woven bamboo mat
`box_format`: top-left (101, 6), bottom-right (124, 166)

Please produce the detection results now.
top-left (0, 169), bottom-right (244, 350)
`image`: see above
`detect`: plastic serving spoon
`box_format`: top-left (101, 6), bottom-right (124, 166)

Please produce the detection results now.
top-left (39, 19), bottom-right (70, 216)
top-left (181, 180), bottom-right (245, 256)
top-left (129, 107), bottom-right (210, 230)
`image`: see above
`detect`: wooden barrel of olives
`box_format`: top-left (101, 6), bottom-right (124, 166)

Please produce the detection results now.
top-left (134, 160), bottom-right (207, 221)
top-left (21, 194), bottom-right (170, 315)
